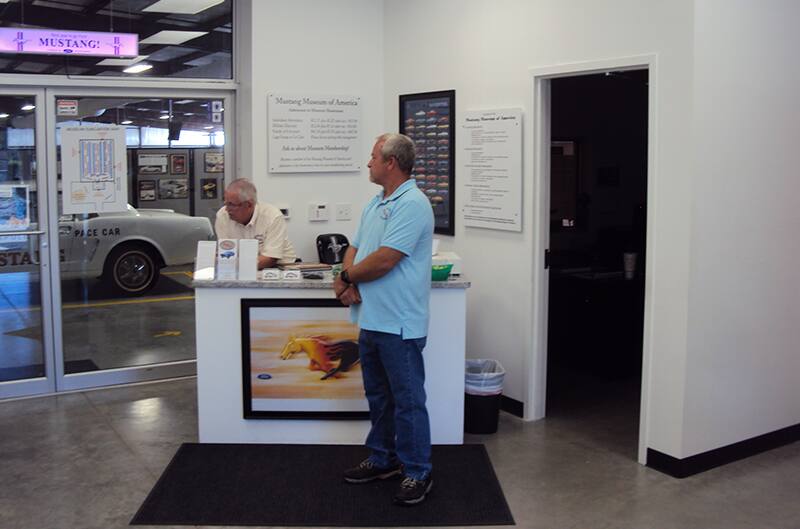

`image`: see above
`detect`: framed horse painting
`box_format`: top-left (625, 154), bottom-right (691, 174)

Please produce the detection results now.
top-left (240, 298), bottom-right (369, 419)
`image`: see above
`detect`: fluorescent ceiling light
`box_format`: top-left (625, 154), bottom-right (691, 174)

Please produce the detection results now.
top-left (143, 0), bottom-right (224, 15)
top-left (140, 31), bottom-right (207, 46)
top-left (21, 104), bottom-right (35, 111)
top-left (204, 126), bottom-right (213, 129)
top-left (96, 55), bottom-right (149, 67)
top-left (0, 113), bottom-right (9, 118)
top-left (159, 115), bottom-right (171, 120)
top-left (174, 99), bottom-right (194, 104)
top-left (123, 64), bottom-right (153, 74)
top-left (121, 120), bottom-right (133, 125)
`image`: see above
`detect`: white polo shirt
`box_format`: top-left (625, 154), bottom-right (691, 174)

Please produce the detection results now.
top-left (214, 202), bottom-right (297, 264)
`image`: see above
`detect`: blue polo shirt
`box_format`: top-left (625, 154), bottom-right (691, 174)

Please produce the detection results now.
top-left (351, 179), bottom-right (434, 339)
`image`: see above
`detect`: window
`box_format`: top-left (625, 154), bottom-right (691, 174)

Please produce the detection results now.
top-left (0, 0), bottom-right (232, 79)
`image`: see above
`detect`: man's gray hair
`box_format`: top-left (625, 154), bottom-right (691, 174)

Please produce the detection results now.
top-left (378, 133), bottom-right (416, 174)
top-left (228, 178), bottom-right (257, 203)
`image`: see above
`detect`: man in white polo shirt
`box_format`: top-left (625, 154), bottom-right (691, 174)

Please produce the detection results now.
top-left (214, 178), bottom-right (297, 269)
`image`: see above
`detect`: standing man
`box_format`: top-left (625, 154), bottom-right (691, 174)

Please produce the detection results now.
top-left (215, 178), bottom-right (297, 269)
top-left (334, 133), bottom-right (434, 506)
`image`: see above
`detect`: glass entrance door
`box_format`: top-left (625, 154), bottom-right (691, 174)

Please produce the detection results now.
top-left (46, 89), bottom-right (231, 392)
top-left (0, 89), bottom-right (56, 398)
top-left (1, 87), bottom-right (231, 399)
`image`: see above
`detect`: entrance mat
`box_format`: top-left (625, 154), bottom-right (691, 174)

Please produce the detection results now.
top-left (0, 359), bottom-right (99, 382)
top-left (131, 443), bottom-right (514, 527)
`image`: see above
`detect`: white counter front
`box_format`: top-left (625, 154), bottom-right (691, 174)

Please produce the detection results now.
top-left (194, 276), bottom-right (470, 445)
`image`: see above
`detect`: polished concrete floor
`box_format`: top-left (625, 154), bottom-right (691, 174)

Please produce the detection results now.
top-left (0, 268), bottom-right (196, 379)
top-left (1, 377), bottom-right (799, 529)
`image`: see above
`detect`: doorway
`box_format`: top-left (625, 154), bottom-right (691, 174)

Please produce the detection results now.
top-left (0, 87), bottom-right (233, 399)
top-left (529, 56), bottom-right (656, 463)
top-left (545, 69), bottom-right (648, 459)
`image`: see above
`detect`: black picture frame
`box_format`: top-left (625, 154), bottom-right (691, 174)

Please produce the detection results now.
top-left (399, 90), bottom-right (455, 236)
top-left (241, 298), bottom-right (369, 420)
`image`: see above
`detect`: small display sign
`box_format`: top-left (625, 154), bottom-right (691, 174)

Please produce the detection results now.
top-left (57, 99), bottom-right (79, 116)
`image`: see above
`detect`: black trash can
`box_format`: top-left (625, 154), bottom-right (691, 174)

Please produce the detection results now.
top-left (464, 392), bottom-right (502, 434)
top-left (464, 359), bottom-right (505, 434)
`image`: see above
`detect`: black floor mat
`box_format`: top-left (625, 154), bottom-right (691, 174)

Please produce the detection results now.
top-left (131, 443), bottom-right (514, 527)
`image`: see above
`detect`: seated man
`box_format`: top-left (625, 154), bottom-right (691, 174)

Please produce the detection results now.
top-left (215, 178), bottom-right (297, 269)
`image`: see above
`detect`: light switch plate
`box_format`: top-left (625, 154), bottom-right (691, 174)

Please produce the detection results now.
top-left (335, 203), bottom-right (352, 221)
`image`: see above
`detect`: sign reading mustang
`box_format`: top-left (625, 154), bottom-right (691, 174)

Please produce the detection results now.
top-left (0, 28), bottom-right (138, 57)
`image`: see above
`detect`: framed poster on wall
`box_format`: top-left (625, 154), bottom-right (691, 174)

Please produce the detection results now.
top-left (241, 298), bottom-right (369, 419)
top-left (138, 180), bottom-right (156, 201)
top-left (200, 178), bottom-right (218, 199)
top-left (170, 153), bottom-right (187, 175)
top-left (204, 152), bottom-right (224, 173)
top-left (137, 153), bottom-right (168, 175)
top-left (158, 178), bottom-right (188, 199)
top-left (399, 90), bottom-right (455, 236)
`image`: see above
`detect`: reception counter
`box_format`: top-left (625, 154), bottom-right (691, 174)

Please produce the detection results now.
top-left (193, 275), bottom-right (470, 445)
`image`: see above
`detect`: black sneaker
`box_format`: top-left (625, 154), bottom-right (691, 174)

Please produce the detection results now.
top-left (343, 459), bottom-right (402, 483)
top-left (393, 475), bottom-right (433, 506)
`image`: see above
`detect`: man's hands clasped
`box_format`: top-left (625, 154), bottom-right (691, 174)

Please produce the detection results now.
top-left (334, 273), bottom-right (361, 306)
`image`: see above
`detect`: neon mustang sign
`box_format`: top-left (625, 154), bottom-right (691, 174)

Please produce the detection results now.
top-left (0, 28), bottom-right (138, 57)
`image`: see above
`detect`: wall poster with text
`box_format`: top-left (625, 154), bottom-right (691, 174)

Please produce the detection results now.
top-left (399, 90), bottom-right (455, 236)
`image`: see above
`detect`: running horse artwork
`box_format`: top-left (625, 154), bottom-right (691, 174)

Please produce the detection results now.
top-left (279, 335), bottom-right (360, 380)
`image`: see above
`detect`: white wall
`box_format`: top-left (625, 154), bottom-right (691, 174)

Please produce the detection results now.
top-left (237, 0), bottom-right (385, 260)
top-left (234, 0), bottom-right (800, 460)
top-left (682, 0), bottom-right (800, 457)
top-left (383, 0), bottom-right (695, 456)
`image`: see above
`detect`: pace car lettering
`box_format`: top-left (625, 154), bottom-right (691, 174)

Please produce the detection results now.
top-left (0, 249), bottom-right (65, 267)
top-left (74, 227), bottom-right (121, 237)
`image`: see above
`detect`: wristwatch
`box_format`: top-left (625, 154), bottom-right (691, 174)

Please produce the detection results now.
top-left (340, 269), bottom-right (352, 284)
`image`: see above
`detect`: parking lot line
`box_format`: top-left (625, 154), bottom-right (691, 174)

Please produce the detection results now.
top-left (62, 295), bottom-right (195, 310)
top-left (0, 295), bottom-right (195, 314)
top-left (163, 271), bottom-right (194, 279)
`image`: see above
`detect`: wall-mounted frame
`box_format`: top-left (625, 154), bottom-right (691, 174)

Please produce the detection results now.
top-left (550, 140), bottom-right (579, 231)
top-left (241, 298), bottom-right (369, 419)
top-left (399, 90), bottom-right (455, 236)
top-left (137, 153), bottom-right (167, 175)
top-left (169, 153), bottom-right (187, 175)
top-left (158, 178), bottom-right (188, 200)
top-left (137, 179), bottom-right (156, 201)
top-left (204, 151), bottom-right (224, 173)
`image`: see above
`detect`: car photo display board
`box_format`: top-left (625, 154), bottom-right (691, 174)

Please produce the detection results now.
top-left (400, 90), bottom-right (455, 236)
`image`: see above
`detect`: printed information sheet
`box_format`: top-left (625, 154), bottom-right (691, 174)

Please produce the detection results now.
top-left (61, 127), bottom-right (128, 214)
top-left (460, 108), bottom-right (522, 231)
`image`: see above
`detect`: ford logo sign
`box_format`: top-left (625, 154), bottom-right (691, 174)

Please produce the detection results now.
top-left (63, 49), bottom-right (73, 53)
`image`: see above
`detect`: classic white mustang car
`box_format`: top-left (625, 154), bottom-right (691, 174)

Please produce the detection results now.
top-left (0, 205), bottom-right (214, 294)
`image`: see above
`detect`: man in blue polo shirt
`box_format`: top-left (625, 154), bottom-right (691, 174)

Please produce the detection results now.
top-left (333, 133), bottom-right (434, 506)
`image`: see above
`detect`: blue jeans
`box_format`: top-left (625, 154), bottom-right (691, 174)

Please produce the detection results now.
top-left (358, 329), bottom-right (431, 480)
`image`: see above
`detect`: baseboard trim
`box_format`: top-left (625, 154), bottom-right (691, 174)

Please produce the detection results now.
top-left (647, 422), bottom-right (800, 478)
top-left (500, 396), bottom-right (524, 418)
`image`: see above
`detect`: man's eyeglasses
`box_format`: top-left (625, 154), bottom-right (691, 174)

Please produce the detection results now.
top-left (224, 201), bottom-right (249, 209)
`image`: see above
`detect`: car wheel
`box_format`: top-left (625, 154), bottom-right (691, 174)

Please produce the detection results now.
top-left (105, 244), bottom-right (160, 294)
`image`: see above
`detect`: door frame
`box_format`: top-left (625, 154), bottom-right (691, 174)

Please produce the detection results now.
top-left (528, 55), bottom-right (658, 464)
top-left (0, 87), bottom-right (57, 399)
top-left (44, 87), bottom-right (235, 392)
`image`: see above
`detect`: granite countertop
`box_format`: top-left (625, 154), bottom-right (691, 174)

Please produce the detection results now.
top-left (193, 274), bottom-right (470, 289)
